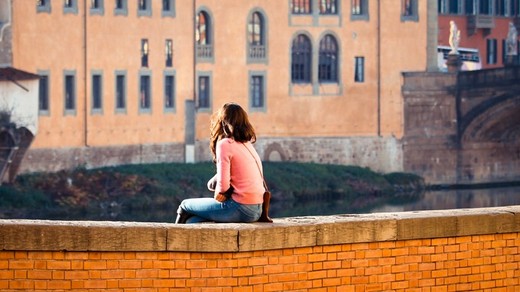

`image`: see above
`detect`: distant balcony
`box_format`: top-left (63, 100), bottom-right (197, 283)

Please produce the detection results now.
top-left (467, 14), bottom-right (495, 36)
top-left (196, 44), bottom-right (213, 61)
top-left (249, 45), bottom-right (266, 60)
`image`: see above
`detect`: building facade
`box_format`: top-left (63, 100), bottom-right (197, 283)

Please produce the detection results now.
top-left (438, 0), bottom-right (520, 69)
top-left (0, 0), bottom-right (437, 174)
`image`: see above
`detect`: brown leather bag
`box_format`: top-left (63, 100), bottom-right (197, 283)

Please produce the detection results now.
top-left (258, 191), bottom-right (273, 223)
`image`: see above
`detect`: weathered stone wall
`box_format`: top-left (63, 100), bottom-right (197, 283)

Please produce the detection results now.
top-left (402, 70), bottom-right (520, 184)
top-left (197, 136), bottom-right (404, 174)
top-left (18, 143), bottom-right (185, 173)
top-left (0, 206), bottom-right (519, 290)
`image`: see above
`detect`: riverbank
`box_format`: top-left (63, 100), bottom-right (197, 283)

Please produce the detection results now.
top-left (0, 162), bottom-right (424, 222)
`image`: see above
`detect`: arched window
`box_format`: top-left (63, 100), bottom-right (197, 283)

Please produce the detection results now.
top-left (318, 34), bottom-right (338, 83)
top-left (248, 11), bottom-right (266, 60)
top-left (291, 34), bottom-right (312, 83)
top-left (196, 10), bottom-right (213, 60)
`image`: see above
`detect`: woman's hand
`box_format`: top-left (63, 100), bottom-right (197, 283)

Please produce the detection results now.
top-left (207, 175), bottom-right (217, 191)
top-left (214, 193), bottom-right (227, 202)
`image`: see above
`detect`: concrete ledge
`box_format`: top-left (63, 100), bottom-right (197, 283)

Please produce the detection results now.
top-left (1, 206), bottom-right (519, 252)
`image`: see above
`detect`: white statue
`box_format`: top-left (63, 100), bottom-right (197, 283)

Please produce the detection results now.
top-left (506, 22), bottom-right (518, 56)
top-left (449, 20), bottom-right (461, 55)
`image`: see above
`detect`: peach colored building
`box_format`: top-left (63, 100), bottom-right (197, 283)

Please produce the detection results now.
top-left (0, 0), bottom-right (438, 174)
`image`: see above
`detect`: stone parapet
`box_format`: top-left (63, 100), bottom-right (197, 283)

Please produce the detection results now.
top-left (1, 206), bottom-right (519, 253)
top-left (1, 206), bottom-right (520, 290)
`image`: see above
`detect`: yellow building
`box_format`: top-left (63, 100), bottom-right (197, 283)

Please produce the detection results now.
top-left (0, 0), bottom-right (437, 174)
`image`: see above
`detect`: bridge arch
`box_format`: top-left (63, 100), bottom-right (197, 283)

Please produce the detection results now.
top-left (460, 93), bottom-right (520, 143)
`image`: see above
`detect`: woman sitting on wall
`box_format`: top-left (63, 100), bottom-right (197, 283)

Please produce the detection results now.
top-left (175, 102), bottom-right (271, 224)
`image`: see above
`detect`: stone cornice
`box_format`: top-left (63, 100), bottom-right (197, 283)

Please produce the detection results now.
top-left (1, 206), bottom-right (519, 252)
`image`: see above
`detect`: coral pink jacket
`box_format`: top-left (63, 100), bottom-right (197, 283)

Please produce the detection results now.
top-left (215, 138), bottom-right (264, 204)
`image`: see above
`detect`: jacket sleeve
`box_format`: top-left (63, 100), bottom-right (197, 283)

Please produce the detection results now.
top-left (214, 139), bottom-right (232, 196)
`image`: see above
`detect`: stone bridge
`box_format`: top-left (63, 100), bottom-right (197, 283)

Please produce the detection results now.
top-left (402, 66), bottom-right (520, 185)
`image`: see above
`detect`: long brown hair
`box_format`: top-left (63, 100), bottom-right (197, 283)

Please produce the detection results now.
top-left (210, 102), bottom-right (257, 161)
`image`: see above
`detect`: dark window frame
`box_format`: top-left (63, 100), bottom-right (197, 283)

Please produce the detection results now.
top-left (165, 39), bottom-right (173, 67)
top-left (37, 0), bottom-right (52, 13)
top-left (196, 9), bottom-right (214, 62)
top-left (351, 0), bottom-right (369, 20)
top-left (162, 0), bottom-right (176, 17)
top-left (291, 0), bottom-right (312, 14)
top-left (319, 0), bottom-right (338, 15)
top-left (247, 10), bottom-right (267, 63)
top-left (91, 71), bottom-right (103, 114)
top-left (318, 34), bottom-right (339, 83)
top-left (141, 39), bottom-right (149, 68)
top-left (114, 0), bottom-right (128, 16)
top-left (90, 0), bottom-right (104, 15)
top-left (63, 0), bottom-right (78, 14)
top-left (138, 71), bottom-right (152, 113)
top-left (138, 0), bottom-right (152, 17)
top-left (197, 73), bottom-right (212, 111)
top-left (486, 38), bottom-right (498, 64)
top-left (64, 70), bottom-right (77, 115)
top-left (38, 71), bottom-right (50, 115)
top-left (115, 71), bottom-right (127, 114)
top-left (401, 0), bottom-right (419, 22)
top-left (164, 71), bottom-right (176, 112)
top-left (354, 56), bottom-right (365, 83)
top-left (249, 71), bottom-right (267, 112)
top-left (291, 34), bottom-right (312, 84)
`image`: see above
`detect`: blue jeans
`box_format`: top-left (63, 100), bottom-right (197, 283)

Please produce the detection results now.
top-left (178, 197), bottom-right (262, 223)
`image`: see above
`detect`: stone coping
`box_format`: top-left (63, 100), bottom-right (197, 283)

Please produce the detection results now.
top-left (1, 206), bottom-right (519, 252)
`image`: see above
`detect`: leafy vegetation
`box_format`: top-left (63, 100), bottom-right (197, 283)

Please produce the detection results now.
top-left (0, 162), bottom-right (424, 222)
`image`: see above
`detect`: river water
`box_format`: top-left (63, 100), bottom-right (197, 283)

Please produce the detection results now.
top-left (269, 186), bottom-right (520, 218)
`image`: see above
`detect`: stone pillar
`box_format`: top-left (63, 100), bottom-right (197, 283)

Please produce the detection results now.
top-left (446, 54), bottom-right (462, 73)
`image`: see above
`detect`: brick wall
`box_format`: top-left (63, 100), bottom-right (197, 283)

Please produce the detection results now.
top-left (1, 206), bottom-right (519, 291)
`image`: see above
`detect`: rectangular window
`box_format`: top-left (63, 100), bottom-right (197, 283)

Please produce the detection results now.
top-left (64, 0), bottom-right (78, 14)
top-left (114, 0), bottom-right (127, 15)
top-left (162, 0), bottom-right (175, 17)
top-left (141, 39), bottom-right (149, 67)
top-left (496, 0), bottom-right (507, 16)
top-left (502, 39), bottom-right (507, 64)
top-left (165, 39), bottom-right (173, 67)
top-left (164, 74), bottom-right (175, 110)
top-left (438, 0), bottom-right (448, 14)
top-left (487, 38), bottom-right (497, 64)
top-left (90, 0), bottom-right (104, 15)
top-left (92, 73), bottom-right (102, 112)
top-left (138, 0), bottom-right (152, 16)
top-left (291, 0), bottom-right (311, 14)
top-left (139, 74), bottom-right (151, 112)
top-left (37, 0), bottom-right (51, 13)
top-left (354, 57), bottom-right (365, 83)
top-left (319, 0), bottom-right (337, 14)
top-left (465, 0), bottom-right (476, 14)
top-left (64, 72), bottom-right (76, 114)
top-left (198, 76), bottom-right (210, 109)
top-left (250, 75), bottom-right (265, 109)
top-left (479, 0), bottom-right (492, 15)
top-left (401, 0), bottom-right (418, 21)
top-left (449, 0), bottom-right (461, 14)
top-left (351, 0), bottom-right (369, 20)
top-left (511, 0), bottom-right (520, 16)
top-left (38, 73), bottom-right (50, 114)
top-left (115, 73), bottom-right (126, 112)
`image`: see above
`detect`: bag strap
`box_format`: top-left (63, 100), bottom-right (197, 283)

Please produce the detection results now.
top-left (243, 143), bottom-right (273, 223)
top-left (242, 143), bottom-right (269, 192)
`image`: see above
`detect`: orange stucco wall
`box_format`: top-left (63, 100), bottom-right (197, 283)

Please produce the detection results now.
top-left (11, 1), bottom-right (432, 153)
